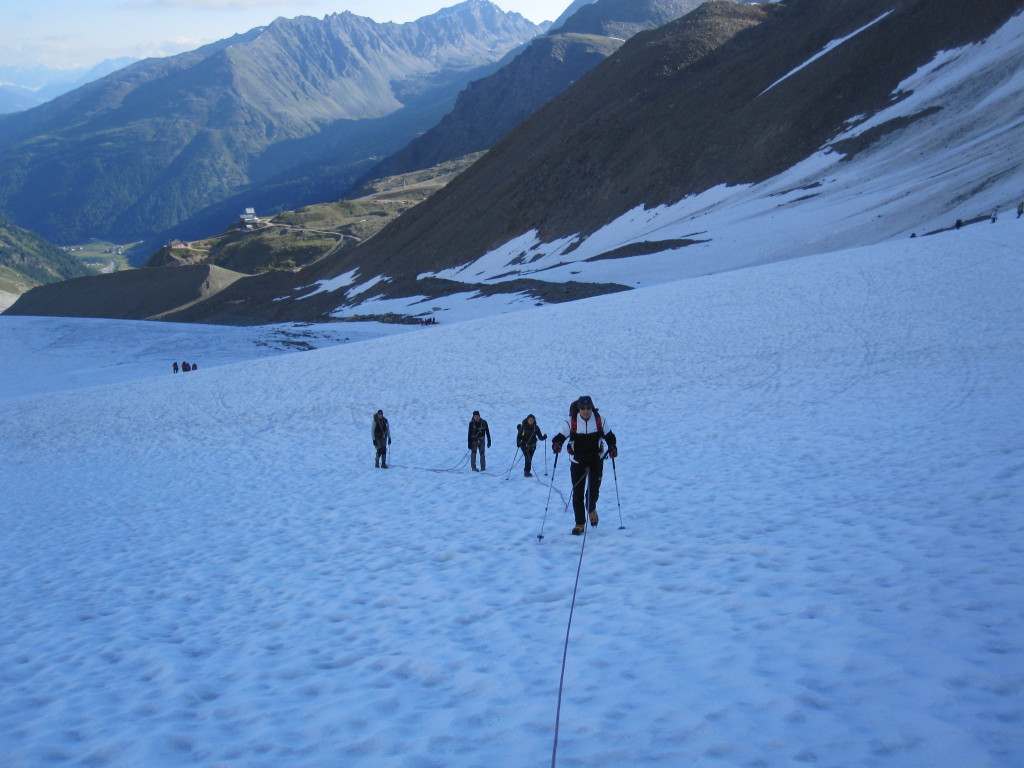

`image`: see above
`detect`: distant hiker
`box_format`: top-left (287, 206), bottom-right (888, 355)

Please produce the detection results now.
top-left (991, 209), bottom-right (998, 223)
top-left (551, 395), bottom-right (617, 535)
top-left (182, 361), bottom-right (191, 372)
top-left (516, 415), bottom-right (547, 478)
top-left (173, 362), bottom-right (179, 374)
top-left (192, 362), bottom-right (198, 370)
top-left (468, 411), bottom-right (491, 472)
top-left (1017, 201), bottom-right (1023, 218)
top-left (955, 218), bottom-right (963, 230)
top-left (372, 410), bottom-right (391, 469)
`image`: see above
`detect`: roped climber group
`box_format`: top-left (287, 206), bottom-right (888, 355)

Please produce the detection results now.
top-left (369, 396), bottom-right (617, 536)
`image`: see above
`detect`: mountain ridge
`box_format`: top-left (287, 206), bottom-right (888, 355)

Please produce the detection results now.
top-left (314, 0), bottom-right (1023, 288)
top-left (358, 0), bottom-right (722, 184)
top-left (5, 0), bottom-right (1023, 326)
top-left (0, 1), bottom-right (543, 258)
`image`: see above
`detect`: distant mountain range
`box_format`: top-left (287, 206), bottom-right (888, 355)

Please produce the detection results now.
top-left (0, 1), bottom-right (543, 261)
top-left (359, 0), bottom-right (717, 183)
top-left (0, 59), bottom-right (137, 115)
top-left (6, 0), bottom-right (1024, 325)
top-left (0, 87), bottom-right (39, 115)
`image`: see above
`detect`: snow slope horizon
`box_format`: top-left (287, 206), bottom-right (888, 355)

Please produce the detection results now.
top-left (2, 218), bottom-right (1022, 766)
top-left (0, 317), bottom-right (412, 403)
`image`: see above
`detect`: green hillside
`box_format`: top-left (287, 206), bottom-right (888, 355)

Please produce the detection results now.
top-left (0, 214), bottom-right (95, 296)
top-left (144, 153), bottom-right (485, 275)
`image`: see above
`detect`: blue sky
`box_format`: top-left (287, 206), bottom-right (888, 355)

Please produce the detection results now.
top-left (1, 0), bottom-right (569, 70)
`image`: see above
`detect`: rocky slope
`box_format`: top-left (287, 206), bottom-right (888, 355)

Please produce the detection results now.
top-left (7, 0), bottom-right (1023, 325)
top-left (358, 0), bottom-right (729, 183)
top-left (315, 0), bottom-right (1023, 285)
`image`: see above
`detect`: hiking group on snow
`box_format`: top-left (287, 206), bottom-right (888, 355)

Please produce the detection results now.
top-left (372, 396), bottom-right (618, 536)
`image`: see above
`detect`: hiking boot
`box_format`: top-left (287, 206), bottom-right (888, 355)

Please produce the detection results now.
top-left (589, 510), bottom-right (599, 527)
top-left (524, 472), bottom-right (532, 478)
top-left (571, 524), bottom-right (585, 536)
top-left (381, 463), bottom-right (388, 469)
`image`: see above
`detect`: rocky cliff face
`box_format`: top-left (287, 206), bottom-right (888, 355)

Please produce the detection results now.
top-left (320, 0), bottom-right (1023, 283)
top-left (357, 0), bottom-right (723, 184)
top-left (326, 1), bottom-right (776, 282)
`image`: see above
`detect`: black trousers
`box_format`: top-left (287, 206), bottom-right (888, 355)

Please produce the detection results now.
top-left (470, 439), bottom-right (487, 470)
top-left (374, 439), bottom-right (387, 466)
top-left (569, 457), bottom-right (603, 525)
top-left (522, 444), bottom-right (537, 475)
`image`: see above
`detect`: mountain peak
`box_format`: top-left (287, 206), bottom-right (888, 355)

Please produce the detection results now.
top-left (0, 5), bottom-right (543, 253)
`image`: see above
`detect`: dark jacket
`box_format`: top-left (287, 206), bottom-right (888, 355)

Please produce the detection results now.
top-left (468, 417), bottom-right (491, 449)
top-left (516, 416), bottom-right (547, 450)
top-left (372, 415), bottom-right (391, 446)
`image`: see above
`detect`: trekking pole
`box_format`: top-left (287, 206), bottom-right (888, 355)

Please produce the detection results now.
top-left (538, 453), bottom-right (560, 541)
top-left (609, 454), bottom-right (624, 529)
top-left (506, 447), bottom-right (522, 480)
top-left (544, 441), bottom-right (549, 476)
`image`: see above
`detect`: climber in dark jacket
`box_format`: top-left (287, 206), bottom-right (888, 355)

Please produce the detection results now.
top-left (467, 410), bottom-right (491, 471)
top-left (372, 410), bottom-right (391, 468)
top-left (516, 414), bottom-right (547, 477)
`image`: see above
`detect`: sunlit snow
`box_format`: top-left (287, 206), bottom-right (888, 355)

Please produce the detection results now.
top-left (2, 217), bottom-right (1022, 767)
top-left (2, 10), bottom-right (1023, 767)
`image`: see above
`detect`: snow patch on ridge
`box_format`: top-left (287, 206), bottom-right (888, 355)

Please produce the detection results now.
top-left (759, 11), bottom-right (893, 97)
top-left (291, 268), bottom-right (359, 300)
top-left (414, 12), bottom-right (1024, 302)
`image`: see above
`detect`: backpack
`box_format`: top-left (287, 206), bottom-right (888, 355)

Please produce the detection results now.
top-left (518, 418), bottom-right (541, 447)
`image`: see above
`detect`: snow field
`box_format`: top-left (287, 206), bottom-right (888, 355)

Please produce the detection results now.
top-left (1, 220), bottom-right (1023, 766)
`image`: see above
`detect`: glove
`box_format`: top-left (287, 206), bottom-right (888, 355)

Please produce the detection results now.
top-left (487, 441), bottom-right (492, 448)
top-left (541, 434), bottom-right (547, 441)
top-left (551, 440), bottom-right (562, 453)
top-left (609, 447), bottom-right (618, 458)
top-left (388, 438), bottom-right (392, 445)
